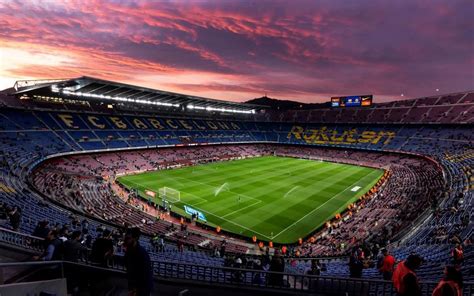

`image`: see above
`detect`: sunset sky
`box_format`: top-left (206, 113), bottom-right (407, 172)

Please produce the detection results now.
top-left (0, 0), bottom-right (472, 103)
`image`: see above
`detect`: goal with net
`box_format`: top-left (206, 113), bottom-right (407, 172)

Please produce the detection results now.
top-left (159, 187), bottom-right (181, 203)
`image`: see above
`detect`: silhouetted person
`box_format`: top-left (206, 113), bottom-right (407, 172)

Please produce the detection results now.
top-left (451, 244), bottom-right (464, 265)
top-left (64, 230), bottom-right (85, 294)
top-left (90, 229), bottom-right (113, 267)
top-left (64, 230), bottom-right (83, 262)
top-left (349, 246), bottom-right (364, 278)
top-left (393, 254), bottom-right (423, 296)
top-left (34, 230), bottom-right (63, 261)
top-left (8, 206), bottom-right (21, 231)
top-left (124, 228), bottom-right (153, 296)
top-left (269, 251), bottom-right (285, 286)
top-left (432, 266), bottom-right (463, 296)
top-left (308, 259), bottom-right (321, 276)
top-left (379, 249), bottom-right (396, 280)
top-left (33, 220), bottom-right (50, 239)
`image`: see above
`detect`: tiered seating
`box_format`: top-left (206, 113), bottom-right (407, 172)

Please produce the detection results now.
top-left (0, 91), bottom-right (472, 284)
top-left (273, 146), bottom-right (444, 257)
top-left (435, 94), bottom-right (464, 105)
top-left (458, 92), bottom-right (474, 103)
top-left (257, 91), bottom-right (474, 124)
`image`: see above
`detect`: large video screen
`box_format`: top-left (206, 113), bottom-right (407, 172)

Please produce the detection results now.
top-left (331, 95), bottom-right (373, 107)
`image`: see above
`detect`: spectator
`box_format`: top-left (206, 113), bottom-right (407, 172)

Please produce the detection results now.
top-left (32, 220), bottom-right (50, 239)
top-left (63, 230), bottom-right (84, 262)
top-left (252, 259), bottom-right (264, 285)
top-left (307, 259), bottom-right (321, 276)
top-left (82, 234), bottom-right (93, 249)
top-left (393, 254), bottom-right (423, 296)
top-left (159, 235), bottom-right (165, 252)
top-left (451, 244), bottom-right (464, 265)
top-left (379, 249), bottom-right (396, 280)
top-left (232, 257), bottom-right (243, 282)
top-left (432, 266), bottom-right (463, 296)
top-left (269, 251), bottom-right (285, 287)
top-left (177, 239), bottom-right (184, 252)
top-left (124, 228), bottom-right (153, 296)
top-left (349, 246), bottom-right (364, 278)
top-left (90, 229), bottom-right (114, 267)
top-left (58, 226), bottom-right (69, 242)
top-left (150, 233), bottom-right (158, 251)
top-left (8, 206), bottom-right (21, 231)
top-left (220, 240), bottom-right (227, 257)
top-left (81, 219), bottom-right (89, 234)
top-left (0, 202), bottom-right (7, 219)
top-left (213, 245), bottom-right (220, 257)
top-left (34, 230), bottom-right (63, 261)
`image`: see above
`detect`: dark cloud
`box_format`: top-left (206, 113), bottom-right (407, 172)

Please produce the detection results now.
top-left (0, 0), bottom-right (472, 102)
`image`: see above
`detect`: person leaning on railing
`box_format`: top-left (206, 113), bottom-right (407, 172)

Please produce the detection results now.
top-left (32, 229), bottom-right (63, 261)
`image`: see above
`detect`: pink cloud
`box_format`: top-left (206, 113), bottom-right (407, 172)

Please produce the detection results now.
top-left (0, 0), bottom-right (472, 102)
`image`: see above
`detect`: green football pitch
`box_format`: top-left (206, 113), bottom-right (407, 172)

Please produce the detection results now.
top-left (117, 156), bottom-right (384, 244)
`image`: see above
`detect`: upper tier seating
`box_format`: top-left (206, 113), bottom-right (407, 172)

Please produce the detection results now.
top-left (253, 91), bottom-right (474, 124)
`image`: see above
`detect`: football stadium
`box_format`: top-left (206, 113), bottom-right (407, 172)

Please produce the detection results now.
top-left (0, 1), bottom-right (472, 296)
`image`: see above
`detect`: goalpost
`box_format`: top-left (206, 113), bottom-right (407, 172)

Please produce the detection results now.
top-left (159, 187), bottom-right (181, 203)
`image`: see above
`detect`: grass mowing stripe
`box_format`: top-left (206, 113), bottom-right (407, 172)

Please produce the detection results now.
top-left (221, 200), bottom-right (263, 218)
top-left (271, 169), bottom-right (381, 240)
top-left (231, 167), bottom-right (369, 235)
top-left (117, 156), bottom-right (383, 243)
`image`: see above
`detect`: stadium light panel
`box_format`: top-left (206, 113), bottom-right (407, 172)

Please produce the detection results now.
top-left (50, 85), bottom-right (246, 111)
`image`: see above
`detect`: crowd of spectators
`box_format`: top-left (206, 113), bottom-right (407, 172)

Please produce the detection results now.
top-left (272, 146), bottom-right (444, 257)
top-left (30, 144), bottom-right (447, 259)
top-left (0, 202), bottom-right (22, 231)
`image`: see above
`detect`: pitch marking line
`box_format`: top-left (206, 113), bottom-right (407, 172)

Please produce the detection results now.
top-left (271, 169), bottom-right (381, 240)
top-left (189, 199), bottom-right (209, 207)
top-left (179, 190), bottom-right (272, 240)
top-left (123, 165), bottom-right (382, 242)
top-left (221, 200), bottom-right (262, 218)
top-left (121, 179), bottom-right (209, 203)
top-left (168, 175), bottom-right (260, 203)
top-left (122, 178), bottom-right (271, 239)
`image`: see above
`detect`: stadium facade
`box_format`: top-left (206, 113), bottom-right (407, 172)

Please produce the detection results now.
top-left (0, 77), bottom-right (472, 295)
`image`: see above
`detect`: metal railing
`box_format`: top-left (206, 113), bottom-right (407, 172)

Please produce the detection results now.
top-left (1, 261), bottom-right (472, 296)
top-left (0, 227), bottom-right (44, 252)
top-left (1, 228), bottom-right (473, 296)
top-left (151, 261), bottom-right (474, 296)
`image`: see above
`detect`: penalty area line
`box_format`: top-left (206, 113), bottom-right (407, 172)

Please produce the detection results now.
top-left (180, 190), bottom-right (272, 240)
top-left (271, 169), bottom-right (381, 240)
top-left (120, 178), bottom-right (271, 239)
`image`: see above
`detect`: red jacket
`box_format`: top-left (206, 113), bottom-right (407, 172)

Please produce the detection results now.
top-left (432, 280), bottom-right (462, 296)
top-left (393, 261), bottom-right (419, 295)
top-left (452, 248), bottom-right (463, 260)
top-left (380, 255), bottom-right (396, 273)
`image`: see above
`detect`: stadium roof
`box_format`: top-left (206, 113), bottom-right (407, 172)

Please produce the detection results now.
top-left (12, 76), bottom-right (260, 114)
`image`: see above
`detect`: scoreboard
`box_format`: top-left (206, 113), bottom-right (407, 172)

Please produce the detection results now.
top-left (331, 95), bottom-right (373, 107)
